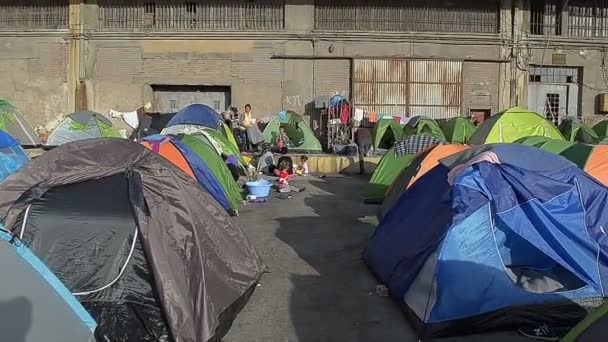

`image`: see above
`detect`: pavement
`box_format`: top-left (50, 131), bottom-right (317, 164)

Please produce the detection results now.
top-left (225, 175), bottom-right (529, 342)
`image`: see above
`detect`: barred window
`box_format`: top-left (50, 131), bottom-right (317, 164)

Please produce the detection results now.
top-left (530, 0), bottom-right (562, 35)
top-left (568, 0), bottom-right (608, 37)
top-left (98, 0), bottom-right (284, 31)
top-left (0, 0), bottom-right (68, 30)
top-left (314, 0), bottom-right (500, 33)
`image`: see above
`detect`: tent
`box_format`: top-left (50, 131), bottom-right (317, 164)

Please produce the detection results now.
top-left (562, 301), bottom-right (608, 341)
top-left (263, 110), bottom-right (323, 153)
top-left (363, 133), bottom-right (443, 203)
top-left (593, 120), bottom-right (608, 138)
top-left (162, 105), bottom-right (239, 151)
top-left (469, 107), bottom-right (564, 144)
top-left (165, 103), bottom-right (222, 130)
top-left (378, 144), bottom-right (469, 220)
top-left (0, 138), bottom-right (264, 342)
top-left (372, 118), bottom-right (403, 149)
top-left (142, 134), bottom-right (241, 214)
top-left (0, 228), bottom-right (96, 342)
top-left (558, 117), bottom-right (599, 144)
top-left (0, 130), bottom-right (29, 182)
top-left (440, 117), bottom-right (476, 144)
top-left (46, 111), bottom-right (121, 146)
top-left (516, 136), bottom-right (608, 186)
top-left (403, 116), bottom-right (445, 140)
top-left (191, 128), bottom-right (247, 171)
top-left (176, 134), bottom-right (243, 209)
top-left (365, 144), bottom-right (608, 338)
top-left (0, 99), bottom-right (41, 146)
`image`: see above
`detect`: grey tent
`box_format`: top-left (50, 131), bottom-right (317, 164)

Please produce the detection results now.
top-left (0, 229), bottom-right (96, 342)
top-left (46, 111), bottom-right (121, 146)
top-left (0, 138), bottom-right (264, 342)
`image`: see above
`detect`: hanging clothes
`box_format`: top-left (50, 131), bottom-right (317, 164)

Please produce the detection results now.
top-left (354, 108), bottom-right (364, 122)
top-left (340, 104), bottom-right (351, 125)
top-left (369, 112), bottom-right (377, 123)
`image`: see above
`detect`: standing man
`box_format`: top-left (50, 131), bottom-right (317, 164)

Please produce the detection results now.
top-left (354, 125), bottom-right (372, 175)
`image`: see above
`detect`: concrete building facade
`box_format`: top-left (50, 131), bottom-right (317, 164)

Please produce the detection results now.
top-left (0, 0), bottom-right (606, 131)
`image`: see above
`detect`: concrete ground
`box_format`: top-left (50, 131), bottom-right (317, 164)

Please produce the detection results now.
top-left (225, 175), bottom-right (529, 342)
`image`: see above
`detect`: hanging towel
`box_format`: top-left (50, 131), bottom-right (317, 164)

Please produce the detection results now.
top-left (340, 106), bottom-right (350, 124)
top-left (394, 116), bottom-right (401, 124)
top-left (354, 108), bottom-right (364, 122)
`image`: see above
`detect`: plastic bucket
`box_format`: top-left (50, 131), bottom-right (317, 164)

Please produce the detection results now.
top-left (246, 180), bottom-right (272, 198)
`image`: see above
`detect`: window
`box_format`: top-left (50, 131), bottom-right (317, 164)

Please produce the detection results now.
top-left (314, 0), bottom-right (500, 33)
top-left (568, 0), bottom-right (608, 37)
top-left (530, 0), bottom-right (562, 35)
top-left (0, 0), bottom-right (68, 30)
top-left (529, 66), bottom-right (580, 84)
top-left (545, 93), bottom-right (560, 125)
top-left (99, 0), bottom-right (285, 31)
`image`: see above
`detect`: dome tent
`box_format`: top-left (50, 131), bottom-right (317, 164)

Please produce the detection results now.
top-left (0, 99), bottom-right (41, 146)
top-left (363, 133), bottom-right (443, 204)
top-left (0, 228), bottom-right (96, 342)
top-left (141, 134), bottom-right (242, 214)
top-left (403, 116), bottom-right (445, 139)
top-left (191, 128), bottom-right (247, 172)
top-left (558, 117), bottom-right (599, 144)
top-left (378, 143), bottom-right (469, 220)
top-left (372, 118), bottom-right (403, 149)
top-left (440, 117), bottom-right (476, 144)
top-left (46, 111), bottom-right (121, 146)
top-left (469, 107), bottom-right (564, 144)
top-left (593, 120), bottom-right (608, 138)
top-left (516, 136), bottom-right (608, 186)
top-left (163, 104), bottom-right (239, 150)
top-left (0, 138), bottom-right (264, 342)
top-left (263, 110), bottom-right (322, 153)
top-left (366, 144), bottom-right (608, 338)
top-left (0, 130), bottom-right (29, 182)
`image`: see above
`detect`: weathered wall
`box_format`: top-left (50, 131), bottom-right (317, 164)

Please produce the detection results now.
top-left (528, 46), bottom-right (608, 123)
top-left (0, 36), bottom-right (69, 129)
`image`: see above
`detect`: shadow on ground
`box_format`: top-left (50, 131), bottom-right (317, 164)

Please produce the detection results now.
top-left (275, 176), bottom-right (415, 342)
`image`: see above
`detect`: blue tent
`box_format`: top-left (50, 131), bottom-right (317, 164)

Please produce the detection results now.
top-left (0, 129), bottom-right (29, 181)
top-left (165, 104), bottom-right (222, 130)
top-left (0, 228), bottom-right (96, 341)
top-left (364, 144), bottom-right (608, 337)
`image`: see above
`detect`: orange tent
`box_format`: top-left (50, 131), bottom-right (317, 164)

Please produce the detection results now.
top-left (379, 144), bottom-right (469, 220)
top-left (141, 139), bottom-right (195, 179)
top-left (584, 145), bottom-right (608, 186)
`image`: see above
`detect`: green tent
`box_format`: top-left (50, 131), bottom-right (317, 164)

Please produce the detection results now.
top-left (177, 134), bottom-right (243, 212)
top-left (403, 116), bottom-right (445, 140)
top-left (558, 117), bottom-right (599, 144)
top-left (562, 301), bottom-right (608, 341)
top-left (363, 133), bottom-right (444, 203)
top-left (469, 107), bottom-right (564, 145)
top-left (515, 136), bottom-right (594, 168)
top-left (372, 118), bottom-right (403, 149)
top-left (440, 117), bottom-right (477, 144)
top-left (0, 100), bottom-right (41, 146)
top-left (263, 110), bottom-right (322, 153)
top-left (193, 128), bottom-right (247, 171)
top-left (593, 120), bottom-right (608, 138)
top-left (220, 122), bottom-right (239, 150)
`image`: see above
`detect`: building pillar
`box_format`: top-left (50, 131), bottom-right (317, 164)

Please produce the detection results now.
top-left (68, 0), bottom-right (85, 112)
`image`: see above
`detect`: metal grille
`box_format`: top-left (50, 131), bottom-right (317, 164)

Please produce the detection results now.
top-left (568, 0), bottom-right (608, 37)
top-left (544, 93), bottom-right (560, 125)
top-left (314, 0), bottom-right (499, 33)
top-left (530, 0), bottom-right (562, 35)
top-left (352, 59), bottom-right (463, 121)
top-left (99, 0), bottom-right (284, 31)
top-left (0, 0), bottom-right (68, 30)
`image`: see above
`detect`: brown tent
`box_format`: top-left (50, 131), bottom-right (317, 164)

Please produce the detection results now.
top-left (0, 138), bottom-right (264, 342)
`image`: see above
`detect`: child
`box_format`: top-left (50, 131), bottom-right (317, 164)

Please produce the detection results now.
top-left (277, 126), bottom-right (289, 154)
top-left (278, 164), bottom-right (305, 193)
top-left (296, 155), bottom-right (309, 176)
